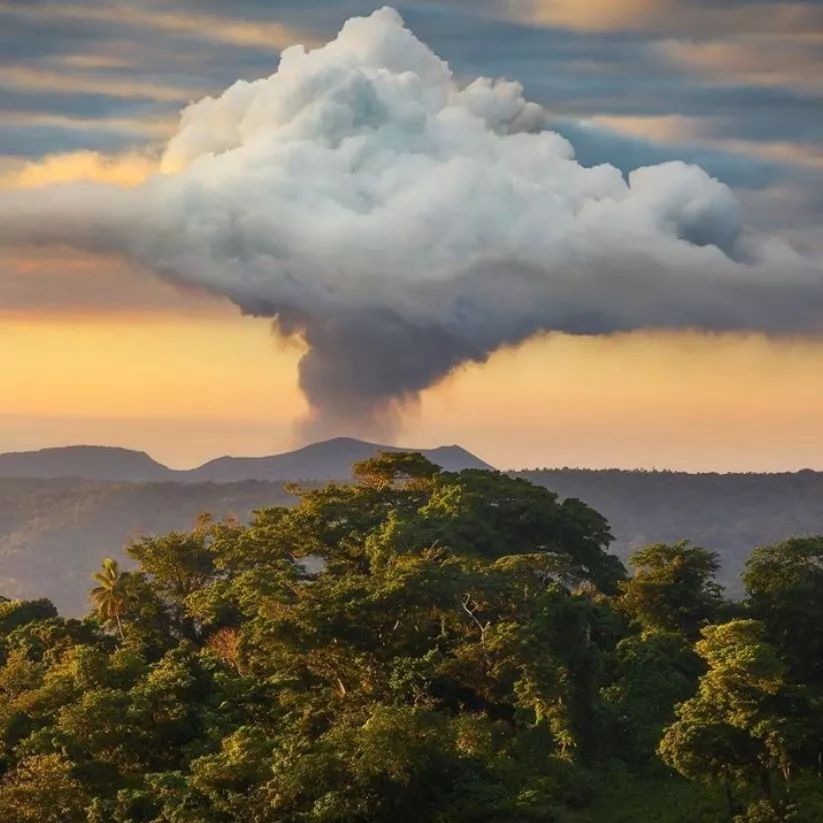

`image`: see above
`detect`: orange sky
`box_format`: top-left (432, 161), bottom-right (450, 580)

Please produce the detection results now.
top-left (1, 3), bottom-right (821, 473)
top-left (1, 173), bottom-right (821, 473)
top-left (4, 303), bottom-right (823, 471)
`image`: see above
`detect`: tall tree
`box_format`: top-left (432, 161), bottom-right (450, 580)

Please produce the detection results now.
top-left (619, 542), bottom-right (724, 637)
top-left (90, 558), bottom-right (128, 639)
top-left (659, 620), bottom-right (812, 820)
top-left (744, 536), bottom-right (823, 687)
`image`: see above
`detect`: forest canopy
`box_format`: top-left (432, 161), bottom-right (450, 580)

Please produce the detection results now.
top-left (0, 454), bottom-right (821, 822)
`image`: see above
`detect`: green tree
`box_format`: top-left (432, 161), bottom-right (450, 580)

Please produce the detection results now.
top-left (352, 450), bottom-right (440, 491)
top-left (0, 598), bottom-right (58, 635)
top-left (7, 456), bottom-right (823, 821)
top-left (602, 631), bottom-right (701, 763)
top-left (127, 517), bottom-right (219, 603)
top-left (659, 620), bottom-right (812, 820)
top-left (90, 558), bottom-right (129, 638)
top-left (375, 469), bottom-right (624, 592)
top-left (0, 753), bottom-right (89, 822)
top-left (744, 536), bottom-right (823, 686)
top-left (619, 542), bottom-right (724, 637)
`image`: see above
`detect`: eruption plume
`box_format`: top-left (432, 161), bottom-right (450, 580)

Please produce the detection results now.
top-left (1, 7), bottom-right (821, 437)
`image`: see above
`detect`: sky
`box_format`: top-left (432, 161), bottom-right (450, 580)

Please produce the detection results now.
top-left (1, 0), bottom-right (822, 471)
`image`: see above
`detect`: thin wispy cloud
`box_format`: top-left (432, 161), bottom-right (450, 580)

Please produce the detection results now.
top-left (505, 0), bottom-right (823, 35)
top-left (56, 54), bottom-right (138, 71)
top-left (590, 113), bottom-right (823, 169)
top-left (0, 66), bottom-right (200, 102)
top-left (658, 36), bottom-right (823, 94)
top-left (0, 1), bottom-right (317, 50)
top-left (0, 111), bottom-right (173, 139)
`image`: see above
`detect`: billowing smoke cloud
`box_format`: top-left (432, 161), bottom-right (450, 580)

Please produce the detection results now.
top-left (1, 7), bottom-right (821, 437)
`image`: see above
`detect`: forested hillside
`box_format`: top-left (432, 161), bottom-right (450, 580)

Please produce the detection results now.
top-left (0, 455), bottom-right (822, 821)
top-left (0, 480), bottom-right (294, 614)
top-left (519, 469), bottom-right (823, 593)
top-left (4, 467), bottom-right (823, 616)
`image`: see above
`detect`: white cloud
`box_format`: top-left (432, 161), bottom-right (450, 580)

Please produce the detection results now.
top-left (0, 7), bottom-right (820, 436)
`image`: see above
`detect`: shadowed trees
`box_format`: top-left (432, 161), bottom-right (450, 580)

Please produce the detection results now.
top-left (0, 455), bottom-right (821, 821)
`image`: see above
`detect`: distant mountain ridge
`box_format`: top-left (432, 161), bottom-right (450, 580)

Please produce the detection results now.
top-left (0, 446), bottom-right (170, 482)
top-left (4, 460), bottom-right (823, 614)
top-left (0, 438), bottom-right (493, 483)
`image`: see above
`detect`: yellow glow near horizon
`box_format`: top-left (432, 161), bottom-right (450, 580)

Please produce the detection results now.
top-left (5, 310), bottom-right (823, 471)
top-left (0, 311), bottom-right (308, 465)
top-left (410, 331), bottom-right (823, 471)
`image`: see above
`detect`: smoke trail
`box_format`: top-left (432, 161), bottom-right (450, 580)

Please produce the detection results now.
top-left (0, 7), bottom-right (821, 436)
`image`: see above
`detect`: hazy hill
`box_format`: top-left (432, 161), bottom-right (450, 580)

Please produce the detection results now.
top-left (0, 478), bottom-right (294, 615)
top-left (4, 455), bottom-right (823, 615)
top-left (0, 446), bottom-right (170, 482)
top-left (188, 437), bottom-right (492, 482)
top-left (0, 438), bottom-right (492, 483)
top-left (518, 468), bottom-right (823, 593)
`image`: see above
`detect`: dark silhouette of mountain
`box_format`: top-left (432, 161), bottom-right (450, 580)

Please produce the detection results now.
top-left (0, 438), bottom-right (493, 483)
top-left (187, 437), bottom-right (493, 482)
top-left (0, 446), bottom-right (171, 482)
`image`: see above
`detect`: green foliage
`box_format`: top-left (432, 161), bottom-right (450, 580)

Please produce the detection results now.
top-left (90, 559), bottom-right (129, 638)
top-left (0, 752), bottom-right (89, 822)
top-left (585, 769), bottom-right (725, 822)
top-left (618, 542), bottom-right (724, 637)
top-left (659, 620), bottom-right (820, 820)
top-left (0, 455), bottom-right (822, 820)
top-left (516, 467), bottom-right (823, 595)
top-left (744, 537), bottom-right (823, 686)
top-left (0, 598), bottom-right (57, 635)
top-left (601, 632), bottom-right (701, 763)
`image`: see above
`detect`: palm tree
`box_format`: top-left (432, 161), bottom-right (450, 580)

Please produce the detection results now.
top-left (90, 558), bottom-right (128, 638)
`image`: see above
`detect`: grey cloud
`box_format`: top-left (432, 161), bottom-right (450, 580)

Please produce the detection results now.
top-left (0, 8), bottom-right (820, 437)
